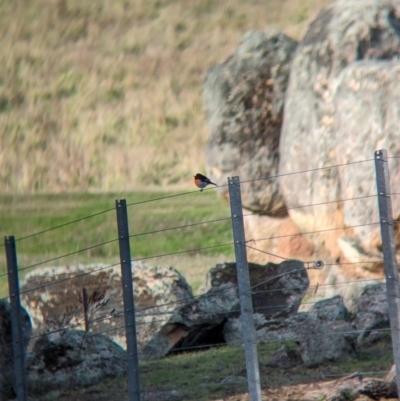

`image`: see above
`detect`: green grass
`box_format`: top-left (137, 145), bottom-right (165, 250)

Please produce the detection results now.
top-left (0, 189), bottom-right (234, 296)
top-left (140, 345), bottom-right (251, 399)
top-left (143, 339), bottom-right (391, 399)
top-left (139, 340), bottom-right (393, 401)
top-left (53, 339), bottom-right (394, 401)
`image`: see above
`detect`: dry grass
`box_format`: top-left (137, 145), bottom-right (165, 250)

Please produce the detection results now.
top-left (0, 0), bottom-right (333, 193)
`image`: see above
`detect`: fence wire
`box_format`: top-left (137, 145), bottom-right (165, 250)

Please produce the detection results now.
top-left (1, 155), bottom-right (398, 401)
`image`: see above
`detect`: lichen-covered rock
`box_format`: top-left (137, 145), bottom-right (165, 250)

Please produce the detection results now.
top-left (142, 283), bottom-right (238, 359)
top-left (279, 0), bottom-right (400, 264)
top-left (27, 329), bottom-right (126, 397)
top-left (204, 30), bottom-right (297, 213)
top-left (309, 295), bottom-right (350, 322)
top-left (224, 302), bottom-right (357, 366)
top-left (352, 283), bottom-right (389, 342)
top-left (335, 61), bottom-right (400, 253)
top-left (142, 260), bottom-right (308, 359)
top-left (205, 260), bottom-right (309, 319)
top-left (21, 263), bottom-right (193, 351)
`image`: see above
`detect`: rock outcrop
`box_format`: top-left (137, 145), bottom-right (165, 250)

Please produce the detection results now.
top-left (352, 283), bottom-right (389, 343)
top-left (142, 259), bottom-right (308, 359)
top-left (27, 329), bottom-right (126, 398)
top-left (279, 0), bottom-right (400, 262)
top-left (204, 260), bottom-right (309, 318)
top-left (267, 345), bottom-right (302, 369)
top-left (142, 283), bottom-right (238, 359)
top-left (203, 30), bottom-right (297, 213)
top-left (203, 0), bottom-right (400, 289)
top-left (334, 61), bottom-right (400, 255)
top-left (224, 296), bottom-right (357, 366)
top-left (20, 263), bottom-right (193, 350)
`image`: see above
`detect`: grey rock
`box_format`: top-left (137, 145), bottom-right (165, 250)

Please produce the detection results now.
top-left (295, 315), bottom-right (357, 366)
top-left (335, 61), bottom-right (400, 253)
top-left (365, 329), bottom-right (386, 345)
top-left (352, 283), bottom-right (389, 341)
top-left (27, 329), bottom-right (126, 396)
top-left (142, 259), bottom-right (309, 359)
top-left (267, 345), bottom-right (302, 368)
top-left (204, 30), bottom-right (297, 213)
top-left (279, 0), bottom-right (400, 256)
top-left (20, 263), bottom-right (193, 351)
top-left (310, 295), bottom-right (350, 322)
top-left (142, 283), bottom-right (238, 359)
top-left (206, 259), bottom-right (309, 319)
top-left (224, 305), bottom-right (357, 366)
top-left (223, 313), bottom-right (272, 345)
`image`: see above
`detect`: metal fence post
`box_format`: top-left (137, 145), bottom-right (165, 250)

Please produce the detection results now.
top-left (115, 200), bottom-right (141, 401)
top-left (4, 236), bottom-right (28, 401)
top-left (374, 149), bottom-right (400, 392)
top-left (228, 177), bottom-right (262, 401)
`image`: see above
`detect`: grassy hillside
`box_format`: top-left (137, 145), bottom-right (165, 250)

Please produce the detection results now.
top-left (0, 0), bottom-right (333, 193)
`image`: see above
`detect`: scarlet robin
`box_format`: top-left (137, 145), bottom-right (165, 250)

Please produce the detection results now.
top-left (193, 173), bottom-right (217, 191)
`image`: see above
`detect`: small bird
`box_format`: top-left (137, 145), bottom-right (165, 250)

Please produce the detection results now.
top-left (193, 173), bottom-right (217, 191)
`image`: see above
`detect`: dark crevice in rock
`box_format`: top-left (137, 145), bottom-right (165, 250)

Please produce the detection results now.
top-left (357, 27), bottom-right (396, 60)
top-left (34, 338), bottom-right (77, 372)
top-left (167, 321), bottom-right (227, 355)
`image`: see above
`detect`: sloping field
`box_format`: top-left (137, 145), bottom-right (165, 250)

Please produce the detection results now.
top-left (0, 0), bottom-right (333, 193)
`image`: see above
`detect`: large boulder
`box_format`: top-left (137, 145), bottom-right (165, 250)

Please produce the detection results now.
top-left (243, 213), bottom-right (315, 265)
top-left (142, 283), bottom-right (238, 359)
top-left (142, 259), bottom-right (308, 359)
top-left (20, 263), bottom-right (193, 350)
top-left (203, 30), bottom-right (297, 213)
top-left (279, 0), bottom-right (400, 263)
top-left (308, 294), bottom-right (350, 322)
top-left (352, 282), bottom-right (389, 342)
top-left (335, 61), bottom-right (400, 253)
top-left (205, 260), bottom-right (309, 318)
top-left (27, 329), bottom-right (126, 398)
top-left (0, 300), bottom-right (32, 401)
top-left (224, 295), bottom-right (357, 366)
